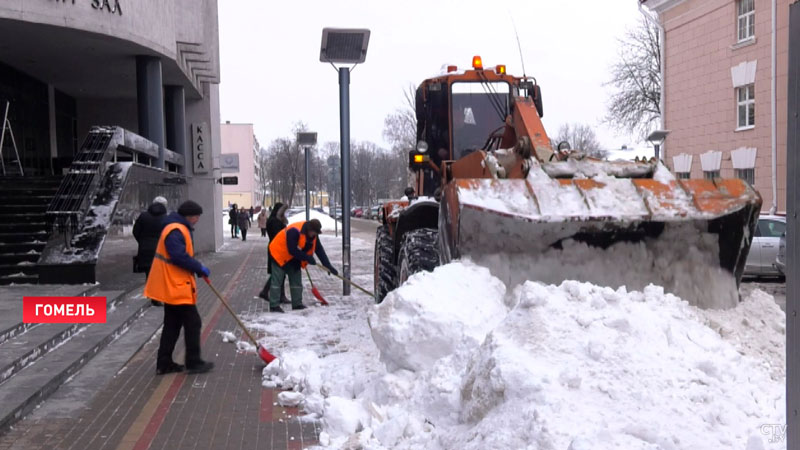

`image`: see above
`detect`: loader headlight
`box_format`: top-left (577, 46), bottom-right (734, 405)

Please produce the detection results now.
top-left (414, 154), bottom-right (424, 163)
top-left (417, 141), bottom-right (428, 153)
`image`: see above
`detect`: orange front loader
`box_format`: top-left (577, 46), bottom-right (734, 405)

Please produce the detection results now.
top-left (375, 57), bottom-right (761, 308)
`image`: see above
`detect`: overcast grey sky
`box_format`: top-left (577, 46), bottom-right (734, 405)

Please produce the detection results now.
top-left (218, 0), bottom-right (644, 151)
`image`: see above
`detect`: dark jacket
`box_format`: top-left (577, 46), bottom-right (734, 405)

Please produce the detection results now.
top-left (132, 202), bottom-right (167, 272)
top-left (266, 202), bottom-right (287, 240)
top-left (162, 212), bottom-right (205, 275)
top-left (237, 210), bottom-right (251, 229)
top-left (228, 207), bottom-right (238, 225)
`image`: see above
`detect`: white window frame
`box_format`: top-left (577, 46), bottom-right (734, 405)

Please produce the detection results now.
top-left (737, 0), bottom-right (755, 43)
top-left (736, 84), bottom-right (755, 130)
top-left (676, 172), bottom-right (691, 180)
top-left (704, 170), bottom-right (720, 180)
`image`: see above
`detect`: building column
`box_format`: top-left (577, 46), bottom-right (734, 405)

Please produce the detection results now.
top-left (47, 84), bottom-right (57, 175)
top-left (164, 85), bottom-right (187, 174)
top-left (136, 55), bottom-right (165, 169)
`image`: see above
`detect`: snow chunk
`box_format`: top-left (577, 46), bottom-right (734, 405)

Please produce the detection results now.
top-left (218, 331), bottom-right (237, 343)
top-left (368, 261), bottom-right (507, 372)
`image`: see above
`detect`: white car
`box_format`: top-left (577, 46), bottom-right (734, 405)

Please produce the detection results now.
top-left (744, 215), bottom-right (786, 277)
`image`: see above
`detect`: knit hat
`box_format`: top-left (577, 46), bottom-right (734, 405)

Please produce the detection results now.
top-left (153, 196), bottom-right (168, 207)
top-left (306, 219), bottom-right (322, 234)
top-left (177, 200), bottom-right (203, 217)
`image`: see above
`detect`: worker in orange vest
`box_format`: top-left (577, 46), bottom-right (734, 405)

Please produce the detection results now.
top-left (267, 219), bottom-right (337, 313)
top-left (144, 200), bottom-right (214, 375)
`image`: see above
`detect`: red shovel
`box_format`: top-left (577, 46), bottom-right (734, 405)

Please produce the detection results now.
top-left (202, 276), bottom-right (276, 364)
top-left (305, 268), bottom-right (329, 305)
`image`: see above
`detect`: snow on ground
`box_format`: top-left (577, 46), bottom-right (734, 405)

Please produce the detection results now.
top-left (241, 235), bottom-right (785, 450)
top-left (286, 210), bottom-right (341, 231)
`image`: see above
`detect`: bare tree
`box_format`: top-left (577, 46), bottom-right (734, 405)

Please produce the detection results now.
top-left (605, 17), bottom-right (661, 139)
top-left (382, 83), bottom-right (417, 154)
top-left (556, 123), bottom-right (606, 159)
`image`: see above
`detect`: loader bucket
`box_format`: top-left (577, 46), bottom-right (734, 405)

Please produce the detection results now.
top-left (438, 164), bottom-right (762, 310)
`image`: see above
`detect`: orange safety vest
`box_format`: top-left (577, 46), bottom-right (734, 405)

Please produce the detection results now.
top-left (144, 222), bottom-right (197, 305)
top-left (269, 221), bottom-right (316, 268)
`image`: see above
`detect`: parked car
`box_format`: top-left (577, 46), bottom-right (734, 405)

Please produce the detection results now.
top-left (744, 215), bottom-right (786, 277)
top-left (775, 232), bottom-right (786, 275)
top-left (330, 207), bottom-right (343, 219)
top-left (368, 205), bottom-right (381, 221)
top-left (351, 207), bottom-right (364, 218)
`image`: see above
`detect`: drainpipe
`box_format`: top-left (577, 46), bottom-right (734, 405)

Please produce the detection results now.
top-left (639, 1), bottom-right (667, 159)
top-left (770, 0), bottom-right (778, 214)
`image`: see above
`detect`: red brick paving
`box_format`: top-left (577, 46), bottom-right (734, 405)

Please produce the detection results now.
top-left (0, 237), bottom-right (321, 450)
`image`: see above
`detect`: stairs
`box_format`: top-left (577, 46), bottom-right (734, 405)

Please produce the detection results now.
top-left (0, 289), bottom-right (156, 432)
top-left (0, 176), bottom-right (62, 285)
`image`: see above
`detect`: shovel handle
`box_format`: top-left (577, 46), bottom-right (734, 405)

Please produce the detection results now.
top-left (202, 276), bottom-right (260, 346)
top-left (316, 266), bottom-right (375, 298)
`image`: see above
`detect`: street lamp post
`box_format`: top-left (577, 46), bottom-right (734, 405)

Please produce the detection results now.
top-left (320, 27), bottom-right (370, 296)
top-left (297, 132), bottom-right (317, 221)
top-left (646, 129), bottom-right (670, 161)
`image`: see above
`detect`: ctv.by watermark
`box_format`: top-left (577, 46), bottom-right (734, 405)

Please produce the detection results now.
top-left (760, 424), bottom-right (786, 443)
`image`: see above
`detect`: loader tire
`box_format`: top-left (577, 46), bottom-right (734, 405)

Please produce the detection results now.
top-left (374, 225), bottom-right (397, 303)
top-left (398, 228), bottom-right (439, 284)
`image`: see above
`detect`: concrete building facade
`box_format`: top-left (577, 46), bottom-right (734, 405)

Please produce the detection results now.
top-left (221, 123), bottom-right (259, 209)
top-left (643, 0), bottom-right (790, 213)
top-left (0, 0), bottom-right (223, 251)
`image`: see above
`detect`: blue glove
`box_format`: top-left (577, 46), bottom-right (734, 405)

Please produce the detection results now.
top-left (200, 266), bottom-right (210, 277)
top-left (326, 266), bottom-right (338, 276)
top-left (306, 256), bottom-right (317, 265)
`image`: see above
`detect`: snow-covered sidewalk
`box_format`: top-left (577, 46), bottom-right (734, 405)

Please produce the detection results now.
top-left (239, 233), bottom-right (786, 450)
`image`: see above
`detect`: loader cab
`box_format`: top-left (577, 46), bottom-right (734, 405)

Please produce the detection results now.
top-left (413, 65), bottom-right (519, 196)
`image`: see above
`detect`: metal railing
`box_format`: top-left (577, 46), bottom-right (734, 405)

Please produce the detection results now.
top-left (46, 127), bottom-right (116, 246)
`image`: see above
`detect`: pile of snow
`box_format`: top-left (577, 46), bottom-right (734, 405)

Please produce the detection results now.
top-left (368, 263), bottom-right (507, 372)
top-left (286, 209), bottom-right (340, 232)
top-left (475, 223), bottom-right (739, 310)
top-left (265, 260), bottom-right (784, 449)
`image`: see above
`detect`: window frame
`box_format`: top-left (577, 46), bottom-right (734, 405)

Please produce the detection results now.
top-left (703, 170), bottom-right (721, 180)
top-left (737, 0), bottom-right (755, 43)
top-left (736, 84), bottom-right (755, 130)
top-left (676, 172), bottom-right (690, 180)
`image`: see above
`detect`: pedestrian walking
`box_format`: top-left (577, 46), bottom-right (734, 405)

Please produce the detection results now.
top-left (249, 206), bottom-right (255, 218)
top-left (258, 203), bottom-right (289, 303)
top-left (144, 200), bottom-right (214, 375)
top-left (257, 208), bottom-right (268, 237)
top-left (237, 208), bottom-right (251, 241)
top-left (267, 219), bottom-right (338, 313)
top-left (229, 204), bottom-right (239, 238)
top-left (133, 196), bottom-right (168, 306)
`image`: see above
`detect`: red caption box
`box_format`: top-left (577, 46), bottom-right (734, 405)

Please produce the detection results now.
top-left (23, 297), bottom-right (107, 324)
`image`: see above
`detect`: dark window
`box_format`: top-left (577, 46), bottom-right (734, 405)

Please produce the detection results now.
top-left (676, 172), bottom-right (690, 179)
top-left (450, 81), bottom-right (510, 159)
top-left (703, 170), bottom-right (720, 180)
top-left (757, 219), bottom-right (785, 238)
top-left (735, 168), bottom-right (755, 185)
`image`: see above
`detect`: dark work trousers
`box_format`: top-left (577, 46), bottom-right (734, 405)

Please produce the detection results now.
top-left (157, 304), bottom-right (202, 368)
top-left (241, 228), bottom-right (248, 241)
top-left (259, 253), bottom-right (286, 302)
top-left (261, 228), bottom-right (267, 237)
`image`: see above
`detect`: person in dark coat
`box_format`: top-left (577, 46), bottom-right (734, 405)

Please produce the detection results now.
top-left (258, 203), bottom-right (289, 303)
top-left (229, 204), bottom-right (239, 238)
top-left (237, 209), bottom-right (251, 241)
top-left (133, 196), bottom-right (168, 306)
